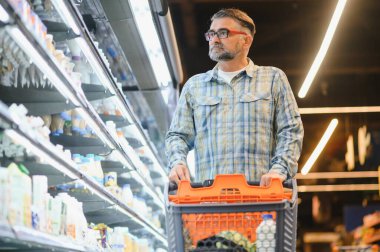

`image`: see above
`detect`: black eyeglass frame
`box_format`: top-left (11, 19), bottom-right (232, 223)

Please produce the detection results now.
top-left (204, 28), bottom-right (248, 41)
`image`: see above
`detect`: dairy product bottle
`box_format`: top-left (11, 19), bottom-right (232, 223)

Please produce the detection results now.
top-left (256, 214), bottom-right (276, 252)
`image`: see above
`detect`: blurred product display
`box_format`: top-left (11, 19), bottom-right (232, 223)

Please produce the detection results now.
top-left (0, 0), bottom-right (172, 250)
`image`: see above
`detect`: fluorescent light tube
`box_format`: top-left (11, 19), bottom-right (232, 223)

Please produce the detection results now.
top-left (296, 171), bottom-right (378, 180)
top-left (128, 0), bottom-right (172, 87)
top-left (5, 129), bottom-right (77, 179)
top-left (50, 0), bottom-right (81, 35)
top-left (0, 4), bottom-right (10, 22)
top-left (298, 0), bottom-right (347, 98)
top-left (301, 119), bottom-right (338, 175)
top-left (299, 106), bottom-right (380, 114)
top-left (6, 27), bottom-right (81, 106)
top-left (298, 184), bottom-right (379, 192)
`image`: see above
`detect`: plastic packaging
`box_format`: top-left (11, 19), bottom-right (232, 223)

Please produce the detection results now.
top-left (256, 214), bottom-right (276, 252)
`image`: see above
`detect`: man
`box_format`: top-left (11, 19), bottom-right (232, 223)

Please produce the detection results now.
top-left (165, 8), bottom-right (303, 186)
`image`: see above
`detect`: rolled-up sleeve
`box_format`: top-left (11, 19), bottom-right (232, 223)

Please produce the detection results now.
top-left (270, 70), bottom-right (304, 179)
top-left (165, 82), bottom-right (195, 171)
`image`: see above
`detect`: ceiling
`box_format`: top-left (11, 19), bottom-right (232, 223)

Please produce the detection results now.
top-left (167, 0), bottom-right (380, 242)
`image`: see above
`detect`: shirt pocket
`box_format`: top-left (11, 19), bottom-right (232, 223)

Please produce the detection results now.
top-left (193, 96), bottom-right (222, 131)
top-left (239, 92), bottom-right (273, 122)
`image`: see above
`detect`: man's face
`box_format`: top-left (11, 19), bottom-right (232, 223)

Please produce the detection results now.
top-left (208, 17), bottom-right (247, 62)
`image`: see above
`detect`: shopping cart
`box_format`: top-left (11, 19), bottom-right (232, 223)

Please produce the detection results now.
top-left (165, 174), bottom-right (298, 252)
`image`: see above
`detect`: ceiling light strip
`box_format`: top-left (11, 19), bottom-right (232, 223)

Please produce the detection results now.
top-left (298, 0), bottom-right (347, 98)
top-left (298, 184), bottom-right (379, 192)
top-left (301, 119), bottom-right (338, 175)
top-left (299, 106), bottom-right (380, 114)
top-left (296, 171), bottom-right (378, 180)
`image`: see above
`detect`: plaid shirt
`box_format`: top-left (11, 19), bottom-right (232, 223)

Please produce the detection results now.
top-left (165, 59), bottom-right (303, 182)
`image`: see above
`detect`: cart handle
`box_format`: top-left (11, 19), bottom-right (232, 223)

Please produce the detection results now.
top-left (168, 178), bottom-right (293, 192)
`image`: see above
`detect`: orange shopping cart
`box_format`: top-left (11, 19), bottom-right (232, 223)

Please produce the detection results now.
top-left (165, 174), bottom-right (298, 252)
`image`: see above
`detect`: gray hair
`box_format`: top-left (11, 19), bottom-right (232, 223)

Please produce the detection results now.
top-left (211, 8), bottom-right (256, 37)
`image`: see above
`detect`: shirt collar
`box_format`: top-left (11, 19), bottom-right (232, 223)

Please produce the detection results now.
top-left (204, 58), bottom-right (258, 82)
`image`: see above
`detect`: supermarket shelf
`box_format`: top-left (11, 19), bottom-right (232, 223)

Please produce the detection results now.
top-left (0, 223), bottom-right (93, 251)
top-left (82, 83), bottom-right (113, 101)
top-left (0, 105), bottom-right (167, 246)
top-left (22, 162), bottom-right (75, 186)
top-left (42, 20), bottom-right (78, 42)
top-left (0, 85), bottom-right (76, 116)
top-left (1, 0), bottom-right (165, 217)
top-left (99, 114), bottom-right (131, 128)
top-left (101, 160), bottom-right (133, 174)
top-left (64, 0), bottom-right (169, 182)
top-left (0, 0), bottom-right (168, 247)
top-left (126, 137), bottom-right (144, 149)
top-left (0, 159), bottom-right (74, 187)
top-left (118, 172), bottom-right (164, 212)
top-left (50, 135), bottom-right (111, 155)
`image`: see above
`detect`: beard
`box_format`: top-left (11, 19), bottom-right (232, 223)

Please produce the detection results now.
top-left (209, 44), bottom-right (235, 61)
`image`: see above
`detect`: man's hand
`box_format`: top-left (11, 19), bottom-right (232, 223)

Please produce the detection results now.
top-left (260, 172), bottom-right (286, 187)
top-left (169, 164), bottom-right (190, 185)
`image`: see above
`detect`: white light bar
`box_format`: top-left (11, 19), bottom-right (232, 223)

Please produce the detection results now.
top-left (128, 0), bottom-right (172, 87)
top-left (75, 37), bottom-right (116, 95)
top-left (295, 171), bottom-right (378, 180)
top-left (301, 119), bottom-right (338, 175)
top-left (76, 108), bottom-right (115, 149)
top-left (5, 129), bottom-right (77, 179)
top-left (299, 106), bottom-right (380, 114)
top-left (298, 184), bottom-right (379, 192)
top-left (6, 27), bottom-right (81, 106)
top-left (298, 0), bottom-right (347, 98)
top-left (0, 4), bottom-right (10, 22)
top-left (51, 0), bottom-right (81, 35)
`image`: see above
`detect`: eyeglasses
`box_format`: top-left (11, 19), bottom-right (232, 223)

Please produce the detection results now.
top-left (204, 28), bottom-right (248, 41)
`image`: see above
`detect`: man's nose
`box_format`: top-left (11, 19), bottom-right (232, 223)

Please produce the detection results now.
top-left (209, 34), bottom-right (221, 44)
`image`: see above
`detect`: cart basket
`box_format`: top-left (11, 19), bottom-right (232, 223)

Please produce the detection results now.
top-left (165, 174), bottom-right (298, 252)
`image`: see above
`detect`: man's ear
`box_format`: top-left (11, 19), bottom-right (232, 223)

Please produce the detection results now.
top-left (244, 35), bottom-right (253, 48)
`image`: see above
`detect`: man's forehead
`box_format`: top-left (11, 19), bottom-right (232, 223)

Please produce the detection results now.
top-left (210, 17), bottom-right (240, 29)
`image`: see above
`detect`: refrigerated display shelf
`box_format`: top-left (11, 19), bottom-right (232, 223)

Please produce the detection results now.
top-left (0, 103), bottom-right (167, 246)
top-left (82, 83), bottom-right (113, 101)
top-left (0, 85), bottom-right (76, 116)
top-left (125, 136), bottom-right (144, 149)
top-left (101, 160), bottom-right (133, 174)
top-left (118, 173), bottom-right (164, 212)
top-left (42, 20), bottom-right (78, 42)
top-left (63, 0), bottom-right (168, 180)
top-left (20, 162), bottom-right (74, 186)
top-left (0, 0), bottom-right (168, 247)
top-left (0, 223), bottom-right (93, 251)
top-left (50, 135), bottom-right (111, 155)
top-left (0, 6), bottom-right (166, 205)
top-left (99, 114), bottom-right (131, 128)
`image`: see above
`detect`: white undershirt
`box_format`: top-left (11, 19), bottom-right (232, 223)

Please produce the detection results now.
top-left (218, 65), bottom-right (247, 83)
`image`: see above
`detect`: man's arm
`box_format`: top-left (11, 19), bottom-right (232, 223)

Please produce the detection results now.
top-left (165, 83), bottom-right (195, 184)
top-left (262, 69), bottom-right (304, 186)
